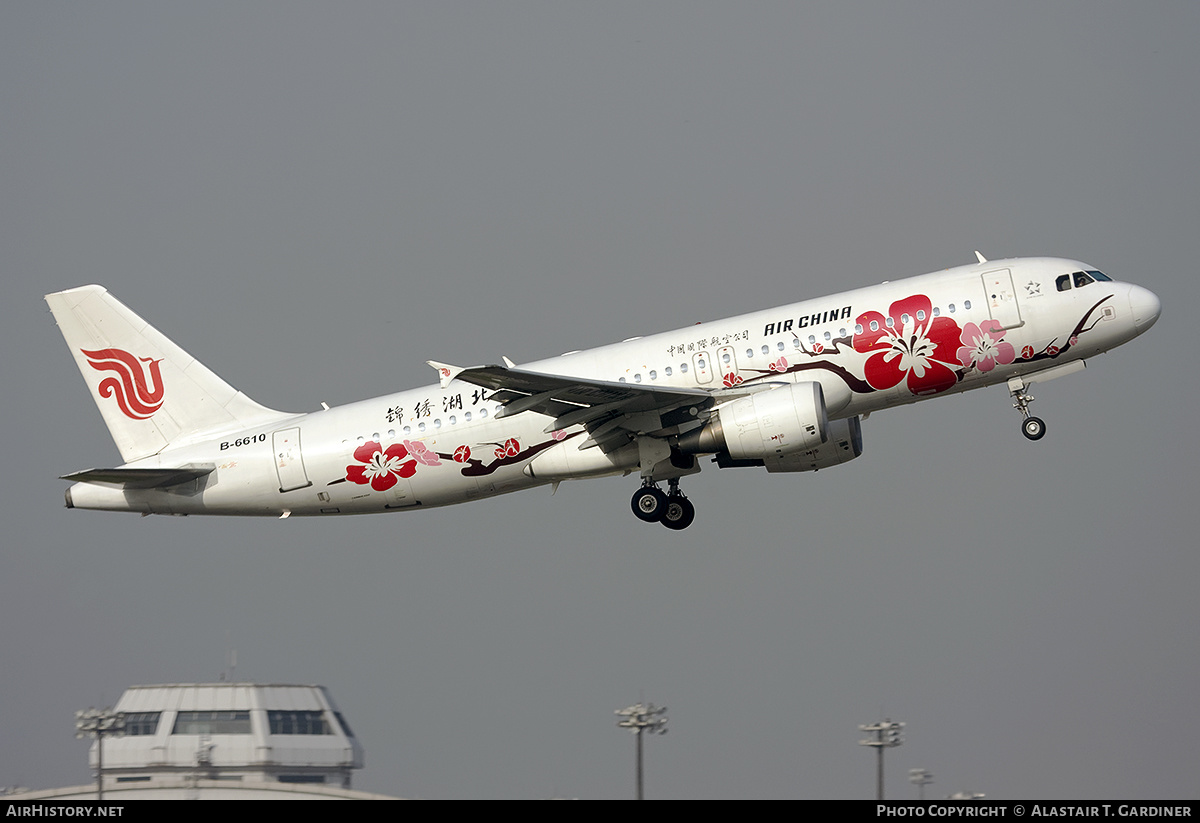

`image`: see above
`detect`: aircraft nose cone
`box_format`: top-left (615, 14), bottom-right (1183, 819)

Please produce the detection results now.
top-left (1128, 284), bottom-right (1162, 332)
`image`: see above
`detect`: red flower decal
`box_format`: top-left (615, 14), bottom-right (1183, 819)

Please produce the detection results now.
top-left (1047, 344), bottom-right (1060, 356)
top-left (403, 439), bottom-right (441, 467)
top-left (1021, 345), bottom-right (1035, 360)
top-left (854, 295), bottom-right (961, 396)
top-left (722, 372), bottom-right (744, 387)
top-left (551, 429), bottom-right (567, 441)
top-left (956, 321), bottom-right (1016, 373)
top-left (811, 343), bottom-right (824, 354)
top-left (495, 438), bottom-right (521, 459)
top-left (345, 441), bottom-right (417, 491)
top-left (453, 445), bottom-right (472, 463)
top-left (768, 357), bottom-right (789, 372)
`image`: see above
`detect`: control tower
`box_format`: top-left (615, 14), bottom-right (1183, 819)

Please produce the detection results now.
top-left (13, 683), bottom-right (398, 800)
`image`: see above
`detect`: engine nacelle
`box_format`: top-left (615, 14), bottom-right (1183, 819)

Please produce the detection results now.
top-left (762, 415), bottom-right (863, 472)
top-left (678, 382), bottom-right (828, 460)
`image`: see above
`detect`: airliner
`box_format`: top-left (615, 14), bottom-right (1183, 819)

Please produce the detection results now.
top-left (46, 254), bottom-right (1160, 529)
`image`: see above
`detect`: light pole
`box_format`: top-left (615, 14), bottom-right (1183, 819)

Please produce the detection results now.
top-left (615, 702), bottom-right (667, 800)
top-left (909, 768), bottom-right (934, 800)
top-left (75, 707), bottom-right (126, 801)
top-left (858, 718), bottom-right (904, 800)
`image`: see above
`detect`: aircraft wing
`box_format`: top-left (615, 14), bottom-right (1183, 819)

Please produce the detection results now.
top-left (428, 360), bottom-right (721, 449)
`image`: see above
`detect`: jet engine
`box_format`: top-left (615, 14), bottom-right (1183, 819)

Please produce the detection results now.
top-left (758, 415), bottom-right (863, 472)
top-left (677, 382), bottom-right (828, 461)
top-left (677, 382), bottom-right (864, 473)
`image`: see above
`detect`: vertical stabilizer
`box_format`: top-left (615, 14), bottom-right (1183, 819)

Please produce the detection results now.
top-left (46, 285), bottom-right (290, 462)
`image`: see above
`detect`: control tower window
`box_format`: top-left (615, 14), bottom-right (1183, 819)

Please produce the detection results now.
top-left (172, 711), bottom-right (251, 735)
top-left (268, 710), bottom-right (332, 735)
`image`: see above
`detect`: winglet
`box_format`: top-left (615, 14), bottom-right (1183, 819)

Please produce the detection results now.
top-left (502, 356), bottom-right (517, 368)
top-left (975, 251), bottom-right (988, 264)
top-left (427, 360), bottom-right (466, 389)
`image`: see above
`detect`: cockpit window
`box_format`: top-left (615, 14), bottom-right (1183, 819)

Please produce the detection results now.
top-left (1074, 271), bottom-right (1095, 288)
top-left (1087, 270), bottom-right (1112, 282)
top-left (1056, 274), bottom-right (1072, 292)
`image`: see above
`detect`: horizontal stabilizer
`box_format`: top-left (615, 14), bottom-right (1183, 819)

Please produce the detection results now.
top-left (61, 466), bottom-right (215, 489)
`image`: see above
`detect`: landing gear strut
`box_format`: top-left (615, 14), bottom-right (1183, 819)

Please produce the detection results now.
top-left (1010, 378), bottom-right (1046, 441)
top-left (630, 479), bottom-right (696, 530)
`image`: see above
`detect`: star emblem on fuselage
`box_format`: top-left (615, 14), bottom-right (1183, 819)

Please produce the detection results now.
top-left (1025, 280), bottom-right (1041, 296)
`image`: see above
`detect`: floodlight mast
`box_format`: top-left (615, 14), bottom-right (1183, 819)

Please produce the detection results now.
top-left (858, 718), bottom-right (904, 800)
top-left (615, 702), bottom-right (668, 800)
top-left (75, 707), bottom-right (126, 802)
top-left (909, 767), bottom-right (934, 800)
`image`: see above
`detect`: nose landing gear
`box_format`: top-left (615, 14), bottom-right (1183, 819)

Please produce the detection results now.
top-left (1010, 377), bottom-right (1046, 441)
top-left (1021, 415), bottom-right (1046, 441)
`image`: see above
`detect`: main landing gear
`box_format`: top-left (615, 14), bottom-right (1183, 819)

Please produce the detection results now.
top-left (631, 478), bottom-right (696, 530)
top-left (1010, 378), bottom-right (1046, 441)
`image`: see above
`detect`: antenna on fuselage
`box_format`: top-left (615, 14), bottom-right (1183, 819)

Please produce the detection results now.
top-left (974, 251), bottom-right (988, 264)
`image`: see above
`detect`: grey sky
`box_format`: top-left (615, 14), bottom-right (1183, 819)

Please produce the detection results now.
top-left (2, 2), bottom-right (1196, 799)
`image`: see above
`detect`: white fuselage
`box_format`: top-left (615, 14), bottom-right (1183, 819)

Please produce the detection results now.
top-left (63, 257), bottom-right (1160, 517)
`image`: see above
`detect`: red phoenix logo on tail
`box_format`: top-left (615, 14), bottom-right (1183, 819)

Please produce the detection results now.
top-left (81, 348), bottom-right (165, 420)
